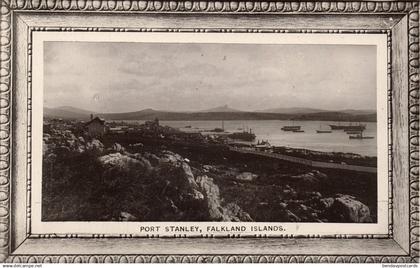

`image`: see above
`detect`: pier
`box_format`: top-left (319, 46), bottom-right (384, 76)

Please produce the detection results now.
top-left (229, 147), bottom-right (377, 174)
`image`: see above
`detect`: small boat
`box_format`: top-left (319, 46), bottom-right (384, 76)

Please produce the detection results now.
top-left (345, 125), bottom-right (367, 131)
top-left (212, 128), bottom-right (224, 133)
top-left (349, 130), bottom-right (374, 139)
top-left (349, 135), bottom-right (374, 139)
top-left (346, 130), bottom-right (362, 134)
top-left (281, 126), bottom-right (301, 131)
top-left (211, 120), bottom-right (225, 132)
top-left (329, 124), bottom-right (344, 130)
top-left (184, 125), bottom-right (192, 128)
top-left (316, 124), bottom-right (332, 133)
top-left (293, 130), bottom-right (304, 133)
top-left (256, 140), bottom-right (271, 149)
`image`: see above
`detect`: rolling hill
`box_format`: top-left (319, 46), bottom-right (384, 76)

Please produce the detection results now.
top-left (199, 105), bottom-right (243, 113)
top-left (44, 106), bottom-right (377, 122)
top-left (256, 107), bottom-right (327, 114)
top-left (44, 107), bottom-right (92, 119)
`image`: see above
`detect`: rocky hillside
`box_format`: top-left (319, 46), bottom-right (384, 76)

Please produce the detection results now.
top-left (43, 131), bottom-right (252, 221)
top-left (42, 126), bottom-right (376, 223)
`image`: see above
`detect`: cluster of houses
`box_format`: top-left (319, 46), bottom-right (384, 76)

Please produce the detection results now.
top-left (84, 114), bottom-right (140, 137)
top-left (85, 115), bottom-right (165, 137)
top-left (45, 115), bottom-right (207, 146)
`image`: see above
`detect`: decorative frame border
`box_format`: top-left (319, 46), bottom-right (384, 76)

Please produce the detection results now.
top-left (0, 0), bottom-right (418, 263)
top-left (27, 27), bottom-right (391, 241)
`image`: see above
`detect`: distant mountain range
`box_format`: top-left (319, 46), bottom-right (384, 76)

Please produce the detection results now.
top-left (256, 107), bottom-right (376, 115)
top-left (256, 107), bottom-right (326, 114)
top-left (44, 106), bottom-right (93, 120)
top-left (199, 105), bottom-right (242, 113)
top-left (44, 105), bottom-right (377, 122)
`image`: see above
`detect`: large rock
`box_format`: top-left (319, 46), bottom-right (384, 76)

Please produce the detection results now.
top-left (78, 136), bottom-right (85, 144)
top-left (291, 170), bottom-right (327, 185)
top-left (131, 153), bottom-right (153, 172)
top-left (327, 194), bottom-right (372, 223)
top-left (143, 152), bottom-right (160, 166)
top-left (43, 133), bottom-right (51, 142)
top-left (203, 165), bottom-right (216, 173)
top-left (319, 197), bottom-right (335, 210)
top-left (182, 162), bottom-right (199, 189)
top-left (98, 153), bottom-right (142, 171)
top-left (129, 142), bottom-right (144, 150)
top-left (223, 203), bottom-right (253, 222)
top-left (236, 172), bottom-right (258, 182)
top-left (86, 139), bottom-right (104, 153)
top-left (157, 153), bottom-right (204, 206)
top-left (159, 150), bottom-right (184, 166)
top-left (196, 175), bottom-right (224, 220)
top-left (108, 143), bottom-right (125, 153)
top-left (196, 175), bottom-right (253, 222)
top-left (119, 211), bottom-right (136, 221)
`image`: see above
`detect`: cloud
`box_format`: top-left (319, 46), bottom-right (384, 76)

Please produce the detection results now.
top-left (44, 42), bottom-right (376, 113)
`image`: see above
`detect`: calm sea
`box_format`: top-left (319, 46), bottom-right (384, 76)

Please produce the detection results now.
top-left (128, 120), bottom-right (377, 157)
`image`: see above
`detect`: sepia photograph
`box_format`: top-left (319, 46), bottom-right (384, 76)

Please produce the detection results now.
top-left (37, 33), bottom-right (386, 228)
top-left (2, 0), bottom-right (418, 263)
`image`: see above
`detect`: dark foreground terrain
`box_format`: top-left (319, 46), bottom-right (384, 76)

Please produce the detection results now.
top-left (42, 120), bottom-right (377, 223)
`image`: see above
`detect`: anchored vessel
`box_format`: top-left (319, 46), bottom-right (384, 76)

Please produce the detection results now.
top-left (329, 123), bottom-right (366, 131)
top-left (346, 130), bottom-right (362, 134)
top-left (316, 124), bottom-right (332, 133)
top-left (228, 130), bottom-right (256, 141)
top-left (281, 126), bottom-right (302, 131)
top-left (349, 130), bottom-right (374, 139)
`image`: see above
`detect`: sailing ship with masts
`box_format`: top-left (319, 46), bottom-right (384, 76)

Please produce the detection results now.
top-left (329, 122), bottom-right (366, 131)
top-left (228, 127), bottom-right (256, 141)
top-left (281, 120), bottom-right (304, 132)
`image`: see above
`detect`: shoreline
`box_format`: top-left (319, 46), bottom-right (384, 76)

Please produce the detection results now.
top-left (102, 132), bottom-right (377, 168)
top-left (110, 119), bottom-right (377, 157)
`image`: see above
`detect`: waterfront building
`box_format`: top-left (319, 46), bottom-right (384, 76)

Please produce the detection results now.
top-left (86, 115), bottom-right (106, 137)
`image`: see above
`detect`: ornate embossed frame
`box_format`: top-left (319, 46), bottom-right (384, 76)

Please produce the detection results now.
top-left (0, 0), bottom-right (418, 263)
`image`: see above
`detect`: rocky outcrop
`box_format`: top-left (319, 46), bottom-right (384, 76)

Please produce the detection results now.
top-left (196, 175), bottom-right (253, 222)
top-left (196, 175), bottom-right (224, 220)
top-left (223, 203), bottom-right (253, 222)
top-left (327, 194), bottom-right (372, 223)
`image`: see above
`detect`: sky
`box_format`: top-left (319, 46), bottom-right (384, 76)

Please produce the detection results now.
top-left (44, 41), bottom-right (377, 113)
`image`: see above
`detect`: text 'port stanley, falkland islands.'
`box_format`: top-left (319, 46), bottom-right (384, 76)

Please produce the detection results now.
top-left (42, 41), bottom-right (378, 224)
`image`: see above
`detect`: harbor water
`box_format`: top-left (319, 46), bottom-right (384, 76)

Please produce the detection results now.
top-left (135, 120), bottom-right (377, 157)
